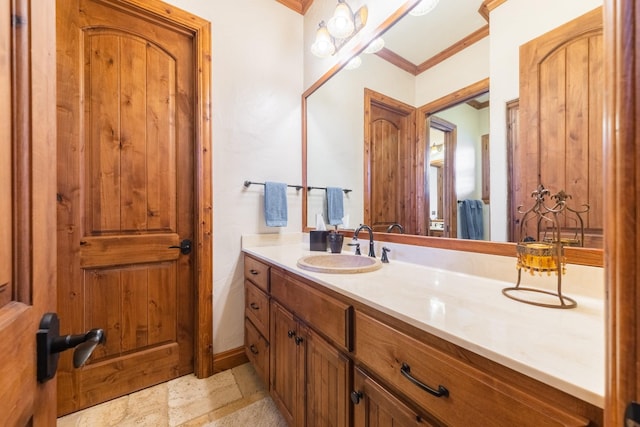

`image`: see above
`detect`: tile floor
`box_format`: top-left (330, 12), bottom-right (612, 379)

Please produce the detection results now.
top-left (57, 363), bottom-right (287, 427)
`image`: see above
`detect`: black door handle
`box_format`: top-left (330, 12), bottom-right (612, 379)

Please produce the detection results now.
top-left (36, 313), bottom-right (106, 383)
top-left (169, 239), bottom-right (192, 255)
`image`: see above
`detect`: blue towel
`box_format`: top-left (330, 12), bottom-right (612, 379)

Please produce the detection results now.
top-left (326, 187), bottom-right (344, 226)
top-left (460, 199), bottom-right (483, 239)
top-left (264, 181), bottom-right (288, 227)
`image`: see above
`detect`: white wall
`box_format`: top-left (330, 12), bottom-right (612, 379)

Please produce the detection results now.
top-left (164, 0), bottom-right (303, 353)
top-left (489, 0), bottom-right (602, 241)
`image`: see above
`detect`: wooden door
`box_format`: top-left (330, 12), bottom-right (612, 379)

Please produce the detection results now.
top-left (364, 89), bottom-right (417, 234)
top-left (515, 7), bottom-right (603, 247)
top-left (56, 0), bottom-right (202, 415)
top-left (0, 0), bottom-right (58, 424)
top-left (427, 117), bottom-right (457, 238)
top-left (352, 368), bottom-right (435, 427)
top-left (270, 301), bottom-right (305, 427)
top-left (306, 328), bottom-right (351, 427)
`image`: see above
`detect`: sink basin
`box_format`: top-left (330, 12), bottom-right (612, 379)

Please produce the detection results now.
top-left (297, 254), bottom-right (382, 274)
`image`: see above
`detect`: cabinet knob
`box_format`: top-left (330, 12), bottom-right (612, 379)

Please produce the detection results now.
top-left (295, 336), bottom-right (304, 345)
top-left (287, 330), bottom-right (296, 338)
top-left (250, 302), bottom-right (260, 310)
top-left (249, 344), bottom-right (259, 355)
top-left (350, 390), bottom-right (363, 404)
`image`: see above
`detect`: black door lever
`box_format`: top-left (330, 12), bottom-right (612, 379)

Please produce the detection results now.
top-left (169, 239), bottom-right (192, 255)
top-left (36, 313), bottom-right (106, 383)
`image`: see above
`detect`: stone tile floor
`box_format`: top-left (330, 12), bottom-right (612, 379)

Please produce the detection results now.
top-left (57, 363), bottom-right (287, 427)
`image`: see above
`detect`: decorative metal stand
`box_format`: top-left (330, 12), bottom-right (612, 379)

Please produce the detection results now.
top-left (502, 185), bottom-right (589, 309)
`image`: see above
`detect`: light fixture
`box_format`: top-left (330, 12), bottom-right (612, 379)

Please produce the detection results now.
top-left (409, 0), bottom-right (440, 16)
top-left (363, 37), bottom-right (384, 54)
top-left (327, 0), bottom-right (355, 39)
top-left (311, 1), bottom-right (368, 58)
top-left (344, 56), bottom-right (362, 70)
top-left (311, 21), bottom-right (336, 58)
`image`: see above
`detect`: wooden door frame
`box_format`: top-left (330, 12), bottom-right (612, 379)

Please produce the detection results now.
top-left (427, 116), bottom-right (457, 238)
top-left (604, 0), bottom-right (639, 424)
top-left (102, 0), bottom-right (213, 378)
top-left (416, 78), bottom-right (489, 236)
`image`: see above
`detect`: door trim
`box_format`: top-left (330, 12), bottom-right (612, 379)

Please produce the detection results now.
top-left (113, 0), bottom-right (213, 378)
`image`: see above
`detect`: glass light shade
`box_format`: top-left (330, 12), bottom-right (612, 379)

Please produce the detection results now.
top-left (363, 37), bottom-right (384, 54)
top-left (327, 2), bottom-right (355, 39)
top-left (409, 0), bottom-right (440, 16)
top-left (311, 23), bottom-right (336, 58)
top-left (344, 56), bottom-right (362, 70)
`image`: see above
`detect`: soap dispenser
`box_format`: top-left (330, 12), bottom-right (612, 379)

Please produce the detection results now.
top-left (327, 230), bottom-right (344, 253)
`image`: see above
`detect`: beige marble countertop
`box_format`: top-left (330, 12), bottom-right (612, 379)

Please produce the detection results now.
top-left (242, 241), bottom-right (604, 408)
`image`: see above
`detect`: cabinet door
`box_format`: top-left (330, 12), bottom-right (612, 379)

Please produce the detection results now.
top-left (306, 328), bottom-right (351, 427)
top-left (270, 301), bottom-right (304, 427)
top-left (353, 368), bottom-right (438, 427)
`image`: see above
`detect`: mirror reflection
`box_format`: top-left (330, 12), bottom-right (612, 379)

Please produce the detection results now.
top-left (304, 0), bottom-right (603, 249)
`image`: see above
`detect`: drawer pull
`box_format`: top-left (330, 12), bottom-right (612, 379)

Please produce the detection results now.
top-left (250, 269), bottom-right (259, 275)
top-left (249, 344), bottom-right (259, 355)
top-left (250, 302), bottom-right (260, 310)
top-left (400, 363), bottom-right (449, 398)
top-left (350, 390), bottom-right (363, 404)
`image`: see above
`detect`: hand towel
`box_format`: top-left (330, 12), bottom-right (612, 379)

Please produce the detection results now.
top-left (471, 199), bottom-right (484, 240)
top-left (264, 181), bottom-right (288, 227)
top-left (326, 187), bottom-right (344, 226)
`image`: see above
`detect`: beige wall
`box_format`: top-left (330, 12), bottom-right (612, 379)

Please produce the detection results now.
top-left (164, 0), bottom-right (303, 353)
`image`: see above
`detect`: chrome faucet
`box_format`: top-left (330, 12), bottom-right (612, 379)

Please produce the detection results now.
top-left (353, 224), bottom-right (375, 258)
top-left (385, 223), bottom-right (404, 234)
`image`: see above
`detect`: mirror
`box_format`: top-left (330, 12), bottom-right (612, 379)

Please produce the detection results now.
top-left (303, 0), bottom-right (604, 264)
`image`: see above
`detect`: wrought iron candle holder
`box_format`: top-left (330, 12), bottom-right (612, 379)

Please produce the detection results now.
top-left (502, 185), bottom-right (589, 309)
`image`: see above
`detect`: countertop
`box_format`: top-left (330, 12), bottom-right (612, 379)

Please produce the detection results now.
top-left (243, 242), bottom-right (604, 408)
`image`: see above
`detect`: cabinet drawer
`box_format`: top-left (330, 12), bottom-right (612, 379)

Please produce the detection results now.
top-left (355, 311), bottom-right (589, 427)
top-left (245, 318), bottom-right (269, 386)
top-left (244, 255), bottom-right (270, 292)
top-left (271, 269), bottom-right (352, 351)
top-left (245, 280), bottom-right (269, 337)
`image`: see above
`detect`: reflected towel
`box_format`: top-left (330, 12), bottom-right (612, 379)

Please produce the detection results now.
top-left (326, 187), bottom-right (344, 226)
top-left (460, 199), bottom-right (483, 239)
top-left (264, 181), bottom-right (288, 227)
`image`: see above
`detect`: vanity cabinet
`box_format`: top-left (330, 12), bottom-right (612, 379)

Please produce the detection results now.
top-left (352, 367), bottom-right (438, 427)
top-left (243, 255), bottom-right (271, 386)
top-left (269, 272), bottom-right (352, 427)
top-left (243, 253), bottom-right (603, 427)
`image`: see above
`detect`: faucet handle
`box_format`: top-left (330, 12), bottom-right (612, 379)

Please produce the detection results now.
top-left (381, 247), bottom-right (391, 263)
top-left (348, 241), bottom-right (361, 255)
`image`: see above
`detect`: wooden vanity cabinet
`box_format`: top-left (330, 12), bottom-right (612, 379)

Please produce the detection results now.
top-left (243, 254), bottom-right (602, 427)
top-left (243, 255), bottom-right (271, 386)
top-left (269, 268), bottom-right (352, 427)
top-left (352, 367), bottom-right (439, 427)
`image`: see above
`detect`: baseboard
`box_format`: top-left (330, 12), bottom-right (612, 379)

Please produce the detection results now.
top-left (213, 346), bottom-right (249, 373)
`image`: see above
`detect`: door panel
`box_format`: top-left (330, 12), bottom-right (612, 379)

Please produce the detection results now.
top-left (57, 0), bottom-right (195, 415)
top-left (364, 89), bottom-right (416, 234)
top-left (0, 0), bottom-right (58, 424)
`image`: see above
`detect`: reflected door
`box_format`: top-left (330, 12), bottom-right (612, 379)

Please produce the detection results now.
top-left (515, 7), bottom-right (603, 247)
top-left (364, 89), bottom-right (416, 234)
top-left (56, 0), bottom-right (196, 414)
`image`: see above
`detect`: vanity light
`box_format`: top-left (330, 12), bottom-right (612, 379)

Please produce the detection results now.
top-left (409, 0), bottom-right (440, 16)
top-left (363, 37), bottom-right (384, 54)
top-left (344, 55), bottom-right (362, 70)
top-left (311, 21), bottom-right (336, 58)
top-left (327, 0), bottom-right (356, 39)
top-left (311, 1), bottom-right (368, 58)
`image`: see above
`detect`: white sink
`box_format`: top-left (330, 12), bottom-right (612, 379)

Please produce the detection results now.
top-left (297, 254), bottom-right (382, 274)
